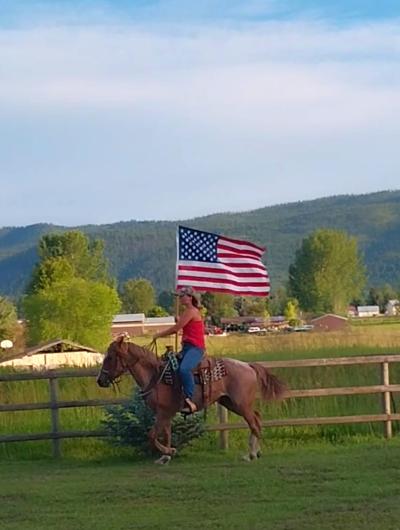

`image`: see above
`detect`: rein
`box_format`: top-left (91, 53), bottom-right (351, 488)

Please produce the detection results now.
top-left (139, 361), bottom-right (170, 398)
top-left (115, 341), bottom-right (169, 399)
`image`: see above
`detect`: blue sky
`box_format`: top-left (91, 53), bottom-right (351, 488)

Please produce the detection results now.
top-left (1, 1), bottom-right (400, 226)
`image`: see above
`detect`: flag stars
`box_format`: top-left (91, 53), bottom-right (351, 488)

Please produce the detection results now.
top-left (179, 227), bottom-right (218, 262)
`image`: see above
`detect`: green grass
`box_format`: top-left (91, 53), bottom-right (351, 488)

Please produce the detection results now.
top-left (351, 316), bottom-right (400, 327)
top-left (204, 325), bottom-right (400, 361)
top-left (2, 329), bottom-right (400, 459)
top-left (1, 441), bottom-right (400, 529)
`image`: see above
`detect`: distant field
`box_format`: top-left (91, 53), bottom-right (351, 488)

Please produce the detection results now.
top-left (1, 441), bottom-right (400, 530)
top-left (203, 324), bottom-right (400, 361)
top-left (351, 316), bottom-right (400, 327)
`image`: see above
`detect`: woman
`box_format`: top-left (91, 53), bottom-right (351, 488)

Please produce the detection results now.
top-left (153, 286), bottom-right (205, 414)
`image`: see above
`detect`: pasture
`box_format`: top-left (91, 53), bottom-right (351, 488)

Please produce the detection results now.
top-left (2, 323), bottom-right (400, 459)
top-left (2, 325), bottom-right (400, 528)
top-left (1, 441), bottom-right (400, 529)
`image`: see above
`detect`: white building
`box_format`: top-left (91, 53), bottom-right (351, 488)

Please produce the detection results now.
top-left (111, 314), bottom-right (175, 337)
top-left (385, 300), bottom-right (400, 316)
top-left (357, 305), bottom-right (380, 318)
top-left (0, 339), bottom-right (103, 369)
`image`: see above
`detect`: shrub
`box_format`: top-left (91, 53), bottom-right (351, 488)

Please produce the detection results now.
top-left (102, 388), bottom-right (206, 455)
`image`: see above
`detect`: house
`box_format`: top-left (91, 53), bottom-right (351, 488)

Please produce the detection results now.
top-left (220, 316), bottom-right (266, 332)
top-left (311, 314), bottom-right (348, 332)
top-left (144, 316), bottom-right (177, 335)
top-left (385, 300), bottom-right (400, 316)
top-left (111, 313), bottom-right (175, 337)
top-left (111, 313), bottom-right (146, 336)
top-left (265, 316), bottom-right (289, 331)
top-left (347, 305), bottom-right (357, 317)
top-left (357, 305), bottom-right (380, 318)
top-left (0, 339), bottom-right (103, 369)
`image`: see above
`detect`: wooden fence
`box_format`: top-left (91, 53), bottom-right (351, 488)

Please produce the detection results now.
top-left (1, 354), bottom-right (400, 456)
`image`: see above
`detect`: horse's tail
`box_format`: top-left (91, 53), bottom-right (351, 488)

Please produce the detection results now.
top-left (249, 363), bottom-right (287, 401)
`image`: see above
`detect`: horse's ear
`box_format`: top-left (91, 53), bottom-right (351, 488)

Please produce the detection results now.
top-left (116, 332), bottom-right (130, 344)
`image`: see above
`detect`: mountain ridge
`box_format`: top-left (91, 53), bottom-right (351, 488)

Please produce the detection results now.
top-left (1, 190), bottom-right (400, 298)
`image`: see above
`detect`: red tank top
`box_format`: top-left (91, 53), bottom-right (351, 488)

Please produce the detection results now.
top-left (182, 319), bottom-right (205, 348)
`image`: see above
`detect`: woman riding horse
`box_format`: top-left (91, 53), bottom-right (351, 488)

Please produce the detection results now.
top-left (152, 286), bottom-right (205, 414)
top-left (97, 332), bottom-right (286, 462)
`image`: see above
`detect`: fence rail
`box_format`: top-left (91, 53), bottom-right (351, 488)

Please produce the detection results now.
top-left (1, 354), bottom-right (400, 455)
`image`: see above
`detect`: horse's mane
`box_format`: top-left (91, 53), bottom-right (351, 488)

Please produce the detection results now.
top-left (127, 342), bottom-right (161, 371)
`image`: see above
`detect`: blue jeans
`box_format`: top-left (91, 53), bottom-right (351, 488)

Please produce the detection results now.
top-left (179, 343), bottom-right (204, 399)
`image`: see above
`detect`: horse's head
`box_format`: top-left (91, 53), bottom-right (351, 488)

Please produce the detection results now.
top-left (97, 333), bottom-right (130, 388)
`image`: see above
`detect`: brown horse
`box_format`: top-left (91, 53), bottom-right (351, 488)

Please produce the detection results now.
top-left (97, 335), bottom-right (286, 463)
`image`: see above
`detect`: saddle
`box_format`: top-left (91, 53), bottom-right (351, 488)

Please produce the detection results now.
top-left (161, 350), bottom-right (227, 387)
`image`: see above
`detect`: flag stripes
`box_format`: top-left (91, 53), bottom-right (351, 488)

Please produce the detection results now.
top-left (176, 226), bottom-right (270, 297)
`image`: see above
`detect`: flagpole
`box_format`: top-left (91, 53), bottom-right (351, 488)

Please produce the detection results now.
top-left (174, 296), bottom-right (179, 352)
top-left (175, 225), bottom-right (180, 352)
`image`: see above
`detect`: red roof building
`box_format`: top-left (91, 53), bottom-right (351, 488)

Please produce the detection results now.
top-left (311, 314), bottom-right (348, 332)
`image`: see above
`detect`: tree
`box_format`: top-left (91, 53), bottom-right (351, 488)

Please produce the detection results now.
top-left (288, 229), bottom-right (366, 314)
top-left (284, 299), bottom-right (300, 326)
top-left (268, 286), bottom-right (289, 316)
top-left (201, 293), bottom-right (237, 324)
top-left (241, 297), bottom-right (269, 317)
top-left (27, 231), bottom-right (111, 294)
top-left (158, 290), bottom-right (174, 313)
top-left (120, 278), bottom-right (155, 314)
top-left (0, 296), bottom-right (18, 341)
top-left (23, 231), bottom-right (121, 349)
top-left (24, 277), bottom-right (120, 349)
top-left (366, 284), bottom-right (398, 312)
top-left (147, 305), bottom-right (169, 317)
top-left (102, 388), bottom-right (205, 456)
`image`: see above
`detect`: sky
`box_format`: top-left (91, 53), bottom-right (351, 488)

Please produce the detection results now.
top-left (1, 1), bottom-right (400, 227)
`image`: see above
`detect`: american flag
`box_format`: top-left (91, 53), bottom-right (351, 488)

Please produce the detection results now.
top-left (176, 226), bottom-right (270, 296)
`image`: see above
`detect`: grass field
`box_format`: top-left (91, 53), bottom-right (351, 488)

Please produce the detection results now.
top-left (2, 328), bottom-right (400, 528)
top-left (1, 440), bottom-right (400, 530)
top-left (2, 326), bottom-right (400, 459)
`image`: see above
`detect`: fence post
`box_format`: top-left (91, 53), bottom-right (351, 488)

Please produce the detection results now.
top-left (49, 374), bottom-right (61, 457)
top-left (381, 361), bottom-right (392, 439)
top-left (217, 403), bottom-right (229, 450)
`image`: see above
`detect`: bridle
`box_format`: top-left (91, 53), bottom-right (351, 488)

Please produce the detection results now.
top-left (103, 341), bottom-right (169, 399)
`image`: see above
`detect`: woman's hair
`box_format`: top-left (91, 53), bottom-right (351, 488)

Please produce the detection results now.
top-left (191, 295), bottom-right (200, 308)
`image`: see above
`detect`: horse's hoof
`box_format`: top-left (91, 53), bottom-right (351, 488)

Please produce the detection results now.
top-left (242, 453), bottom-right (258, 462)
top-left (170, 447), bottom-right (177, 456)
top-left (256, 450), bottom-right (262, 459)
top-left (154, 455), bottom-right (171, 465)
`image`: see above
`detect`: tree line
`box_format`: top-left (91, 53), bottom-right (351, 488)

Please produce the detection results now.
top-left (1, 191), bottom-right (400, 300)
top-left (0, 228), bottom-right (399, 353)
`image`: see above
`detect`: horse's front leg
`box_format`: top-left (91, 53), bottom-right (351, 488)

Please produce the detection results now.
top-left (153, 423), bottom-right (175, 465)
top-left (149, 415), bottom-right (176, 460)
top-left (162, 423), bottom-right (172, 449)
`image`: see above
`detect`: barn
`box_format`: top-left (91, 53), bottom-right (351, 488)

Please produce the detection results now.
top-left (310, 314), bottom-right (348, 332)
top-left (111, 314), bottom-right (175, 337)
top-left (0, 339), bottom-right (103, 369)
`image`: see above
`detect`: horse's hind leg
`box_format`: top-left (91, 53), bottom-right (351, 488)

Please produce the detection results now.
top-left (253, 410), bottom-right (262, 458)
top-left (218, 397), bottom-right (261, 461)
top-left (244, 410), bottom-right (261, 461)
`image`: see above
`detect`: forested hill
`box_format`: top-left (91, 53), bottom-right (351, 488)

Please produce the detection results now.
top-left (1, 190), bottom-right (400, 298)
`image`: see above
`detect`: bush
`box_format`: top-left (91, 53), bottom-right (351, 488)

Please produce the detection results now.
top-left (102, 388), bottom-right (206, 455)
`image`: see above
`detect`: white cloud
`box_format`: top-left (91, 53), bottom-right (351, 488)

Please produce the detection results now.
top-left (0, 16), bottom-right (400, 225)
top-left (1, 21), bottom-right (399, 114)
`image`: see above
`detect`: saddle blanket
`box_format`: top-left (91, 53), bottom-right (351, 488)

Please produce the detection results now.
top-left (162, 356), bottom-right (226, 386)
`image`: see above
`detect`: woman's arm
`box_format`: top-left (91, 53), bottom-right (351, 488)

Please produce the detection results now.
top-left (153, 308), bottom-right (196, 339)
